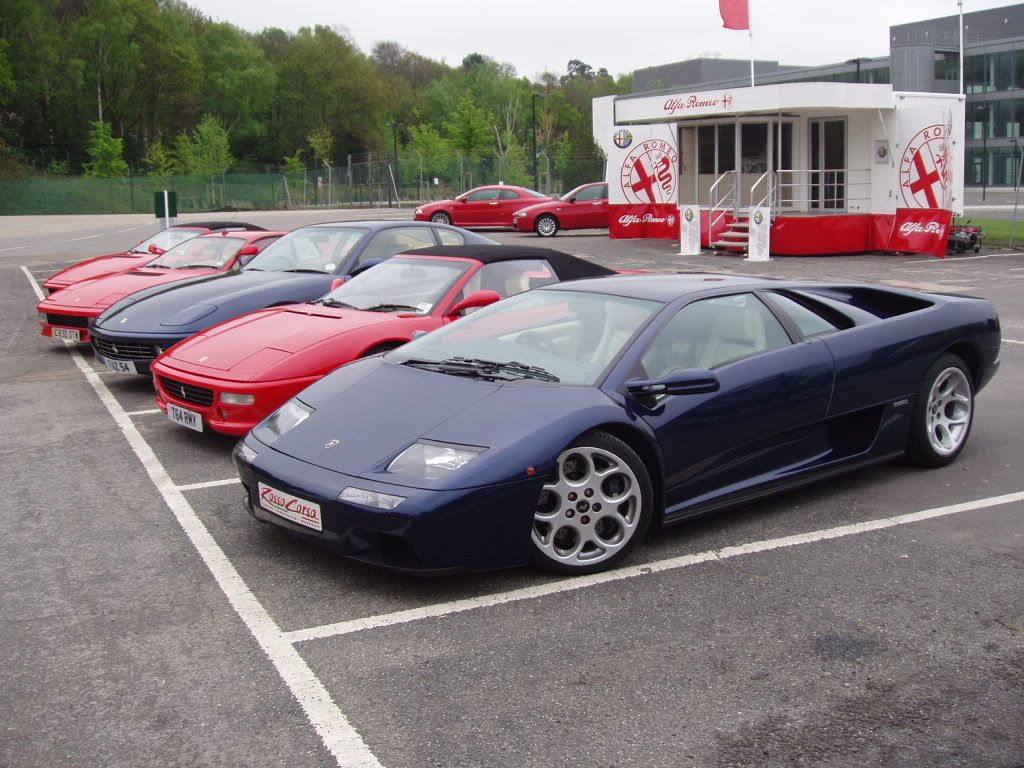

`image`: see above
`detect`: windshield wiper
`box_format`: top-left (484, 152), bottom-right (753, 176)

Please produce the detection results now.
top-left (281, 268), bottom-right (328, 273)
top-left (409, 356), bottom-right (560, 382)
top-left (315, 298), bottom-right (357, 309)
top-left (363, 303), bottom-right (422, 313)
top-left (146, 263), bottom-right (173, 269)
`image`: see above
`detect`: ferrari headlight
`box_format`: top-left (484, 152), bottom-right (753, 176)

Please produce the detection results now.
top-left (387, 440), bottom-right (485, 479)
top-left (221, 392), bottom-right (256, 405)
top-left (340, 487), bottom-right (405, 510)
top-left (265, 399), bottom-right (312, 438)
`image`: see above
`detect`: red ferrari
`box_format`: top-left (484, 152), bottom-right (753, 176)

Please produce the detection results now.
top-left (150, 244), bottom-right (615, 435)
top-left (37, 229), bottom-right (285, 344)
top-left (511, 182), bottom-right (609, 237)
top-left (41, 220), bottom-right (266, 294)
top-left (414, 185), bottom-right (550, 228)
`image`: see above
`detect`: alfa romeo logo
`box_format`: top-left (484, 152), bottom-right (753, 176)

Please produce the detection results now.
top-left (900, 124), bottom-right (951, 209)
top-left (684, 207), bottom-right (694, 222)
top-left (753, 210), bottom-right (764, 225)
top-left (620, 140), bottom-right (677, 204)
top-left (612, 129), bottom-right (633, 149)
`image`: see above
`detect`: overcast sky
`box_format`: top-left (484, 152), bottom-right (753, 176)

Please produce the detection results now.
top-left (190, 0), bottom-right (1017, 80)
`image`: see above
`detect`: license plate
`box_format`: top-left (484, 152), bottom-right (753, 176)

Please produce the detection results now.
top-left (52, 327), bottom-right (81, 342)
top-left (95, 353), bottom-right (136, 374)
top-left (168, 403), bottom-right (203, 432)
top-left (257, 482), bottom-right (322, 531)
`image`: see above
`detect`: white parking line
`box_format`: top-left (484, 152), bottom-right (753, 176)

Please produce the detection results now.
top-left (20, 266), bottom-right (383, 768)
top-left (1004, 339), bottom-right (1024, 345)
top-left (177, 478), bottom-right (241, 491)
top-left (0, 222), bottom-right (152, 253)
top-left (284, 490), bottom-right (1024, 644)
top-left (125, 408), bottom-right (161, 416)
top-left (905, 251), bottom-right (1023, 263)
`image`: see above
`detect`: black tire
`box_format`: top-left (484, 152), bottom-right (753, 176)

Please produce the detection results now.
top-left (906, 353), bottom-right (974, 468)
top-left (530, 431), bottom-right (653, 575)
top-left (535, 214), bottom-right (559, 238)
top-left (430, 211), bottom-right (452, 226)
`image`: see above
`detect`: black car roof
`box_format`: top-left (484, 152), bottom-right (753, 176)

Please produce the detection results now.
top-left (173, 221), bottom-right (266, 231)
top-left (543, 272), bottom-right (785, 301)
top-left (402, 244), bottom-right (616, 280)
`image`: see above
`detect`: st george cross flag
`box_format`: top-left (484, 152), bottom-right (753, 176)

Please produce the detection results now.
top-left (720, 0), bottom-right (750, 30)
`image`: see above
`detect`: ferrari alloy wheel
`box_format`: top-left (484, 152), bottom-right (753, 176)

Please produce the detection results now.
top-left (430, 212), bottom-right (452, 226)
top-left (535, 215), bottom-right (559, 238)
top-left (531, 431), bottom-right (653, 574)
top-left (907, 354), bottom-right (974, 468)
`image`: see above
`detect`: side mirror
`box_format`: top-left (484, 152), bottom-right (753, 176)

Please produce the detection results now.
top-left (411, 330), bottom-right (428, 340)
top-left (237, 244), bottom-right (259, 257)
top-left (626, 369), bottom-right (720, 397)
top-left (448, 289), bottom-right (502, 316)
top-left (148, 244), bottom-right (165, 255)
top-left (329, 277), bottom-right (346, 291)
top-left (350, 258), bottom-right (383, 277)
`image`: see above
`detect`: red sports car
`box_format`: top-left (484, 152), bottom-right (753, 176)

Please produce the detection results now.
top-left (511, 182), bottom-right (609, 237)
top-left (150, 244), bottom-right (615, 435)
top-left (42, 220), bottom-right (266, 294)
top-left (37, 230), bottom-right (286, 344)
top-left (414, 185), bottom-right (550, 228)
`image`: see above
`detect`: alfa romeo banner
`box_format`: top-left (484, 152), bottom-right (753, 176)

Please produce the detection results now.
top-left (885, 208), bottom-right (953, 258)
top-left (606, 124), bottom-right (680, 240)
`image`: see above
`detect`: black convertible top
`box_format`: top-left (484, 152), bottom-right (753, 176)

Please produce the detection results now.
top-left (404, 244), bottom-right (615, 281)
top-left (173, 221), bottom-right (266, 231)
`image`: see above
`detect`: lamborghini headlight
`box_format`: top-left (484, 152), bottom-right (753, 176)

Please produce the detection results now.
top-left (265, 399), bottom-right (312, 439)
top-left (387, 440), bottom-right (485, 479)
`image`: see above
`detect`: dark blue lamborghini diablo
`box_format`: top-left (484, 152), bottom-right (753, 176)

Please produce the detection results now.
top-left (233, 273), bottom-right (1000, 575)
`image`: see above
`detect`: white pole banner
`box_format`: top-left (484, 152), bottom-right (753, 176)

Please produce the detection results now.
top-left (678, 205), bottom-right (702, 255)
top-left (746, 206), bottom-right (771, 262)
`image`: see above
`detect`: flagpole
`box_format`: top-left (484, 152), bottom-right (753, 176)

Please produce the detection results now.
top-left (958, 0), bottom-right (964, 95)
top-left (749, 0), bottom-right (755, 87)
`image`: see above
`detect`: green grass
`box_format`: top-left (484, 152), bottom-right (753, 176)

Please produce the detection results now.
top-left (958, 217), bottom-right (1024, 248)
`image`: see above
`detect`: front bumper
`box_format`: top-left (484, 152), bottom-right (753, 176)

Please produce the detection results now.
top-left (234, 437), bottom-right (540, 574)
top-left (90, 330), bottom-right (187, 375)
top-left (153, 364), bottom-right (319, 436)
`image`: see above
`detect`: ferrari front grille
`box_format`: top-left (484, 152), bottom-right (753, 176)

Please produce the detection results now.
top-left (92, 337), bottom-right (157, 361)
top-left (159, 376), bottom-right (214, 407)
top-left (45, 313), bottom-right (89, 329)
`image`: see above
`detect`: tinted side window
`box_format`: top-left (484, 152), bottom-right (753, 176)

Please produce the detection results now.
top-left (575, 185), bottom-right (606, 202)
top-left (436, 228), bottom-right (467, 246)
top-left (764, 291), bottom-right (841, 337)
top-left (355, 227), bottom-right (436, 265)
top-left (499, 189), bottom-right (522, 200)
top-left (459, 259), bottom-right (556, 302)
top-left (467, 189), bottom-right (500, 202)
top-left (641, 293), bottom-right (791, 376)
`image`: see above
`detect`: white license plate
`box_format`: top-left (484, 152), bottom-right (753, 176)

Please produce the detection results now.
top-left (96, 353), bottom-right (136, 374)
top-left (52, 327), bottom-right (81, 342)
top-left (257, 482), bottom-right (322, 531)
top-left (168, 403), bottom-right (204, 432)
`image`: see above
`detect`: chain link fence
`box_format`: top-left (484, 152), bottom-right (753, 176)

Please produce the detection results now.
top-left (0, 150), bottom-right (606, 215)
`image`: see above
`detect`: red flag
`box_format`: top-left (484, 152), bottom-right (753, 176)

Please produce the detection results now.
top-left (719, 0), bottom-right (750, 30)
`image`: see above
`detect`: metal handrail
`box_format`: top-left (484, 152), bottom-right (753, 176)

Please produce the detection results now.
top-left (750, 170), bottom-right (777, 210)
top-left (709, 170), bottom-right (737, 230)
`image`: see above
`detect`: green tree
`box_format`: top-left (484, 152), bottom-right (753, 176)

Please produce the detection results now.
top-left (307, 124), bottom-right (333, 168)
top-left (142, 139), bottom-right (174, 175)
top-left (0, 39), bottom-right (15, 106)
top-left (84, 120), bottom-right (129, 176)
top-left (192, 114), bottom-right (233, 175)
top-left (443, 93), bottom-right (493, 160)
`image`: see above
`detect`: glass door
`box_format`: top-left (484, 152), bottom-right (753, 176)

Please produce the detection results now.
top-left (809, 119), bottom-right (846, 209)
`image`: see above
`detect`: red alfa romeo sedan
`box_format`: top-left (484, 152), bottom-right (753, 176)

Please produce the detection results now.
top-left (414, 185), bottom-right (550, 228)
top-left (511, 182), bottom-right (609, 237)
top-left (37, 230), bottom-right (285, 344)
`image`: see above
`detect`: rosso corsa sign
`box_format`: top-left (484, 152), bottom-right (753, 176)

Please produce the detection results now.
top-left (620, 139), bottom-right (678, 204)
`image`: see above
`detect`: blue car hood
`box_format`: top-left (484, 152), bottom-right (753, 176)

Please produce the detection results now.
top-left (93, 271), bottom-right (335, 336)
top-left (258, 358), bottom-right (627, 490)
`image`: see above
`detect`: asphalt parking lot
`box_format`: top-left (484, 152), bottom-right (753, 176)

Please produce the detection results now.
top-left (3, 210), bottom-right (1023, 768)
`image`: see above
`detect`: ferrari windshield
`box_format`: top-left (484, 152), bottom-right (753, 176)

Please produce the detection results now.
top-left (316, 257), bottom-right (471, 313)
top-left (389, 289), bottom-right (661, 386)
top-left (243, 226), bottom-right (368, 273)
top-left (144, 237), bottom-right (245, 270)
top-left (131, 228), bottom-right (204, 254)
